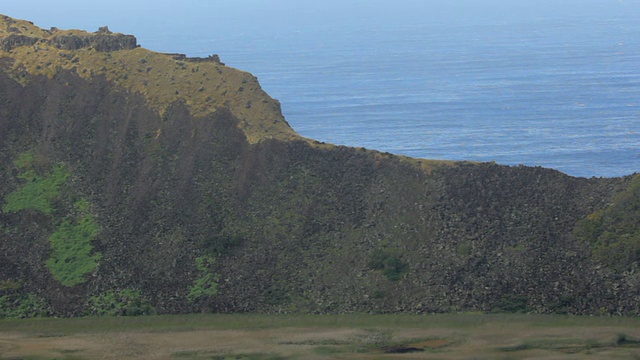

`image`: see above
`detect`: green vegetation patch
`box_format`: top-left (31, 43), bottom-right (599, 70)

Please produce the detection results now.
top-left (2, 152), bottom-right (70, 215)
top-left (2, 151), bottom-right (102, 287)
top-left (46, 212), bottom-right (102, 287)
top-left (574, 175), bottom-right (640, 273)
top-left (187, 256), bottom-right (220, 302)
top-left (0, 293), bottom-right (51, 319)
top-left (86, 289), bottom-right (156, 316)
top-left (491, 294), bottom-right (530, 313)
top-left (367, 249), bottom-right (408, 281)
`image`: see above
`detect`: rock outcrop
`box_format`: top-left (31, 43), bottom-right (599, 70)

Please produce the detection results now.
top-left (1, 34), bottom-right (39, 51)
top-left (51, 33), bottom-right (137, 51)
top-left (1, 15), bottom-right (137, 52)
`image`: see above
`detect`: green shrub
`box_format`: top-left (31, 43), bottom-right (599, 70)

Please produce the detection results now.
top-left (2, 163), bottom-right (70, 215)
top-left (46, 213), bottom-right (102, 287)
top-left (187, 256), bottom-right (219, 302)
top-left (549, 295), bottom-right (576, 315)
top-left (86, 289), bottom-right (156, 316)
top-left (13, 151), bottom-right (36, 169)
top-left (367, 249), bottom-right (408, 282)
top-left (0, 293), bottom-right (50, 319)
top-left (574, 175), bottom-right (640, 273)
top-left (491, 294), bottom-right (529, 313)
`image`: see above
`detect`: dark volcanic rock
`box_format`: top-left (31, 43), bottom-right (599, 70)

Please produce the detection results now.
top-left (1, 32), bottom-right (137, 52)
top-left (52, 33), bottom-right (137, 51)
top-left (171, 53), bottom-right (225, 65)
top-left (1, 34), bottom-right (40, 51)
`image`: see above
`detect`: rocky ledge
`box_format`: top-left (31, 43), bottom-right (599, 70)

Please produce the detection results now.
top-left (1, 16), bottom-right (137, 52)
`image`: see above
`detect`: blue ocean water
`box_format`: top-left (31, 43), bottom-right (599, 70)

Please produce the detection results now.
top-left (5, 1), bottom-right (640, 177)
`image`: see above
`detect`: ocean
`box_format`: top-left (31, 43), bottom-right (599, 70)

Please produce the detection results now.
top-left (5, 0), bottom-right (640, 177)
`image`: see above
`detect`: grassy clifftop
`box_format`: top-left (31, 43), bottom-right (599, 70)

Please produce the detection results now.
top-left (0, 14), bottom-right (296, 143)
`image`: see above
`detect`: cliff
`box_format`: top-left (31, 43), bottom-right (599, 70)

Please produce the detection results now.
top-left (0, 15), bottom-right (638, 318)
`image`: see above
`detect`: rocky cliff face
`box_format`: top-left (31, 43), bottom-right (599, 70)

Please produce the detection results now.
top-left (1, 16), bottom-right (135, 55)
top-left (0, 15), bottom-right (638, 317)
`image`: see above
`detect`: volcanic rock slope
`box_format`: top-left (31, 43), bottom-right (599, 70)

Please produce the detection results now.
top-left (0, 15), bottom-right (638, 317)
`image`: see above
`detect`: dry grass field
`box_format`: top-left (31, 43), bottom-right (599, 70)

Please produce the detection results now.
top-left (1, 314), bottom-right (640, 359)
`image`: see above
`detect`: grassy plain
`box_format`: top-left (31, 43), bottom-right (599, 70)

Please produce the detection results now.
top-left (1, 314), bottom-right (640, 359)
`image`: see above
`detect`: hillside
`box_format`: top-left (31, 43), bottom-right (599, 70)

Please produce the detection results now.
top-left (0, 15), bottom-right (638, 318)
